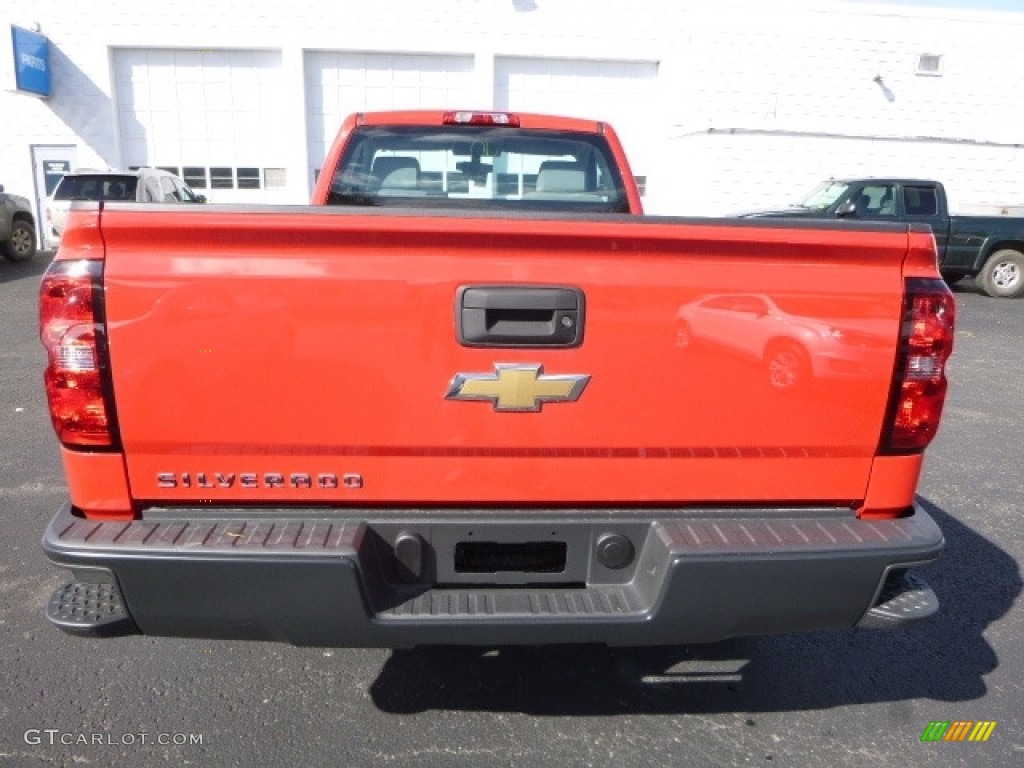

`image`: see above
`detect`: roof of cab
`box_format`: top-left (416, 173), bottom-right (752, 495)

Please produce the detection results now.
top-left (356, 110), bottom-right (605, 134)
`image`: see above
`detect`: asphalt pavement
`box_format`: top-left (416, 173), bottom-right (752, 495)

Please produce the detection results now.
top-left (0, 253), bottom-right (1021, 767)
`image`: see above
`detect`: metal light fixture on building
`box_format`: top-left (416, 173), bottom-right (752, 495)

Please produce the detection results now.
top-left (873, 74), bottom-right (895, 103)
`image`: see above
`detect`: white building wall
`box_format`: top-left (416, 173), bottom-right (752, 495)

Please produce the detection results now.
top-left (2, 0), bottom-right (1023, 236)
top-left (679, 2), bottom-right (1024, 144)
top-left (653, 1), bottom-right (1024, 214)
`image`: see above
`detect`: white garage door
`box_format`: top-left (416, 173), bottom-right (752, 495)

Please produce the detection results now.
top-left (305, 52), bottom-right (476, 182)
top-left (494, 57), bottom-right (660, 187)
top-left (114, 49), bottom-right (287, 203)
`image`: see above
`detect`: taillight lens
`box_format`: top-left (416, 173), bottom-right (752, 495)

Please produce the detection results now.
top-left (40, 259), bottom-right (117, 448)
top-left (881, 278), bottom-right (955, 454)
top-left (442, 111), bottom-right (521, 127)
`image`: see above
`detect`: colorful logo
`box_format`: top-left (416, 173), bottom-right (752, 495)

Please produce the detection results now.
top-left (921, 721), bottom-right (997, 742)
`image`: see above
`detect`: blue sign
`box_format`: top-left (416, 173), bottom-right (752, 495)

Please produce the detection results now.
top-left (11, 26), bottom-right (51, 98)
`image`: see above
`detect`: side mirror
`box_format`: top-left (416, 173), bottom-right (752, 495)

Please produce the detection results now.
top-left (836, 200), bottom-right (857, 218)
top-left (194, 195), bottom-right (207, 204)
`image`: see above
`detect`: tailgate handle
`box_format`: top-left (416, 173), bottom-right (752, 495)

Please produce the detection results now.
top-left (457, 286), bottom-right (584, 347)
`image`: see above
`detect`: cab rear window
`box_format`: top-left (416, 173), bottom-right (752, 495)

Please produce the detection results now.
top-left (54, 175), bottom-right (138, 202)
top-left (326, 126), bottom-right (630, 213)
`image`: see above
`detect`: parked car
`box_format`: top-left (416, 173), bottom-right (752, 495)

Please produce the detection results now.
top-left (0, 183), bottom-right (37, 262)
top-left (742, 178), bottom-right (1024, 298)
top-left (47, 167), bottom-right (206, 241)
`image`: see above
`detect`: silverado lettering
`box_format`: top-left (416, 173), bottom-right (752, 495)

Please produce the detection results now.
top-left (155, 473), bottom-right (363, 490)
top-left (39, 110), bottom-right (955, 647)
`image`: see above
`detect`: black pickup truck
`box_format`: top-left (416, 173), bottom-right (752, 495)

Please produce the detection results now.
top-left (744, 178), bottom-right (1024, 298)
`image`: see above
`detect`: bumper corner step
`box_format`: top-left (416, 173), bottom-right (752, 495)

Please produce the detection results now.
top-left (46, 581), bottom-right (138, 637)
top-left (857, 571), bottom-right (938, 629)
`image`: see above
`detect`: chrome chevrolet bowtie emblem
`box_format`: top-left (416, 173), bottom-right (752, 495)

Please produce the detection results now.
top-left (446, 364), bottom-right (590, 412)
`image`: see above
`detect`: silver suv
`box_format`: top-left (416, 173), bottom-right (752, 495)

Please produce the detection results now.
top-left (0, 184), bottom-right (37, 262)
top-left (47, 167), bottom-right (205, 241)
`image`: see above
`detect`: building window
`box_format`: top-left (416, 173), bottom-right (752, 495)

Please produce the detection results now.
top-left (495, 173), bottom-right (518, 196)
top-left (237, 167), bottom-right (261, 189)
top-left (264, 168), bottom-right (287, 189)
top-left (183, 167), bottom-right (207, 189)
top-left (133, 166), bottom-right (281, 191)
top-left (634, 175), bottom-right (647, 196)
top-left (210, 167), bottom-right (234, 189)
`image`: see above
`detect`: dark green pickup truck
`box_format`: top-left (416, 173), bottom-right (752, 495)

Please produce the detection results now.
top-left (744, 178), bottom-right (1024, 298)
top-left (0, 184), bottom-right (37, 263)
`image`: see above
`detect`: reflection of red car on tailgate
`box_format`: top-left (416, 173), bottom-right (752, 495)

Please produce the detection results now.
top-left (675, 293), bottom-right (890, 389)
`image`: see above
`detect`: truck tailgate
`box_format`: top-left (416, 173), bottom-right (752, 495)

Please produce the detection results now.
top-left (98, 206), bottom-right (907, 507)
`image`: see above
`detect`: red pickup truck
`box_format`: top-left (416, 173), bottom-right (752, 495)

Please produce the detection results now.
top-left (40, 111), bottom-right (954, 647)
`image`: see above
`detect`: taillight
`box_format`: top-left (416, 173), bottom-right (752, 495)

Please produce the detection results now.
top-left (40, 259), bottom-right (117, 448)
top-left (442, 111), bottom-right (521, 127)
top-left (880, 278), bottom-right (955, 454)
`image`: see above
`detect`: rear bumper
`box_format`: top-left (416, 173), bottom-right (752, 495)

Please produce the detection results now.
top-left (42, 502), bottom-right (944, 647)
